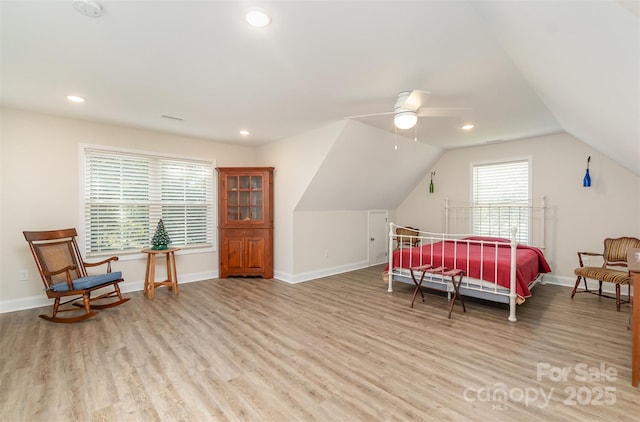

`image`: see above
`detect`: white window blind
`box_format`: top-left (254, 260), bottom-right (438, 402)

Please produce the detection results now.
top-left (472, 159), bottom-right (530, 244)
top-left (83, 147), bottom-right (214, 256)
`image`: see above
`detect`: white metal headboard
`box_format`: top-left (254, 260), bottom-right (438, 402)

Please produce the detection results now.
top-left (445, 196), bottom-right (546, 249)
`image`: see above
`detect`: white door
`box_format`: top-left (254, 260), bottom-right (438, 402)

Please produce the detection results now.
top-left (368, 210), bottom-right (389, 266)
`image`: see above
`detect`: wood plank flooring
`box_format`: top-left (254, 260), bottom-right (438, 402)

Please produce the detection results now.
top-left (1, 265), bottom-right (638, 421)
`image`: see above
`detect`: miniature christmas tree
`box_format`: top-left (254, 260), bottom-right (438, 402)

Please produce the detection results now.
top-left (151, 219), bottom-right (171, 250)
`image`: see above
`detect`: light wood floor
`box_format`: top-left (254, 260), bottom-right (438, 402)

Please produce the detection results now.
top-left (1, 265), bottom-right (638, 421)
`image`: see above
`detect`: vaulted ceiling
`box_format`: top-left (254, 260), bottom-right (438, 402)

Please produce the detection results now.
top-left (1, 1), bottom-right (638, 175)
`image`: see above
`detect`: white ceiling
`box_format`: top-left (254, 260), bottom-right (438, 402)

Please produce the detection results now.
top-left (1, 1), bottom-right (638, 174)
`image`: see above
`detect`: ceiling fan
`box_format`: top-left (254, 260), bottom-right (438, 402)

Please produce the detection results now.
top-left (346, 90), bottom-right (469, 130)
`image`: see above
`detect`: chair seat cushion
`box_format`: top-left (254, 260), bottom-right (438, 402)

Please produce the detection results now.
top-left (574, 266), bottom-right (630, 285)
top-left (51, 272), bottom-right (123, 292)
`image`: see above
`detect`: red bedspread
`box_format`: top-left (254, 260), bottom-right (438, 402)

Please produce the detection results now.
top-left (386, 237), bottom-right (551, 300)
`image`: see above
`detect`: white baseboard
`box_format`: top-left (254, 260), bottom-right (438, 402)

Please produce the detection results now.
top-left (0, 270), bottom-right (218, 314)
top-left (539, 274), bottom-right (632, 296)
top-left (276, 260), bottom-right (370, 284)
top-left (0, 295), bottom-right (51, 314)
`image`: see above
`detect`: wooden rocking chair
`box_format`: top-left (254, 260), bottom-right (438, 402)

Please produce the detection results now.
top-left (23, 228), bottom-right (130, 323)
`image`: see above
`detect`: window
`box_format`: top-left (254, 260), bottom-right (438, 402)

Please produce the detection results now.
top-left (82, 146), bottom-right (214, 256)
top-left (472, 159), bottom-right (530, 243)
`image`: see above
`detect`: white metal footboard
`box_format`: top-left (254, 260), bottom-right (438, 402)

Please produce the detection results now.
top-left (387, 197), bottom-right (546, 322)
top-left (387, 225), bottom-right (522, 322)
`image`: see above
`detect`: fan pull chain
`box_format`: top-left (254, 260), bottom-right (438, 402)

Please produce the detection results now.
top-left (414, 124), bottom-right (418, 142)
top-left (394, 126), bottom-right (398, 150)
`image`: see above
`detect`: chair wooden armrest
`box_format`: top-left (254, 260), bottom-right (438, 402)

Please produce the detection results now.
top-left (576, 251), bottom-right (603, 267)
top-left (42, 264), bottom-right (77, 277)
top-left (84, 256), bottom-right (119, 272)
top-left (43, 265), bottom-right (77, 290)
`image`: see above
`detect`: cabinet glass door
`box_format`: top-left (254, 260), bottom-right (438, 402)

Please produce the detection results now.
top-left (226, 176), bottom-right (239, 221)
top-left (226, 174), bottom-right (263, 222)
top-left (250, 175), bottom-right (263, 221)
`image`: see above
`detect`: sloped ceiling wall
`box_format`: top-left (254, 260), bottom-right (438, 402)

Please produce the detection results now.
top-left (474, 1), bottom-right (640, 175)
top-left (294, 1), bottom-right (639, 214)
top-left (295, 121), bottom-right (442, 211)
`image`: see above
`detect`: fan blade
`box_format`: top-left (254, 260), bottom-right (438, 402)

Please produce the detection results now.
top-left (404, 90), bottom-right (431, 111)
top-left (417, 107), bottom-right (470, 117)
top-left (345, 111), bottom-right (394, 119)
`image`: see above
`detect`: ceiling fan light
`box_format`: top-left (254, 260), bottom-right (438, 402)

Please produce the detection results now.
top-left (394, 111), bottom-right (417, 130)
top-left (244, 8), bottom-right (271, 27)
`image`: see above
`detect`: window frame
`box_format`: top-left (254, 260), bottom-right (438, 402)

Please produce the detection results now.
top-left (79, 144), bottom-right (216, 259)
top-left (469, 156), bottom-right (532, 244)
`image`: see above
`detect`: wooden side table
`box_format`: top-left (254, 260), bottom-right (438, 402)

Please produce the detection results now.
top-left (142, 247), bottom-right (180, 300)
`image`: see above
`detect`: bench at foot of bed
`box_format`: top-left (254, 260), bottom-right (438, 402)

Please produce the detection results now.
top-left (409, 265), bottom-right (466, 319)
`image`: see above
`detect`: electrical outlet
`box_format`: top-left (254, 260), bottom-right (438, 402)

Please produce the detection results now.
top-left (19, 270), bottom-right (29, 281)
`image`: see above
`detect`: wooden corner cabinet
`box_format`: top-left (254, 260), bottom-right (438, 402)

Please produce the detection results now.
top-left (217, 167), bottom-right (274, 279)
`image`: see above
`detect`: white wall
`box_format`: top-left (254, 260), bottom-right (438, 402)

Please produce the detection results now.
top-left (0, 108), bottom-right (256, 311)
top-left (259, 120), bottom-right (443, 283)
top-left (4, 109), bottom-right (637, 312)
top-left (257, 122), bottom-right (344, 280)
top-left (396, 132), bottom-right (640, 282)
top-left (296, 120), bottom-right (443, 211)
top-left (292, 210), bottom-right (368, 282)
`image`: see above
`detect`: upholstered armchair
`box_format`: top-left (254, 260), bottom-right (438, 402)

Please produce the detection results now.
top-left (572, 236), bottom-right (640, 311)
top-left (395, 226), bottom-right (420, 252)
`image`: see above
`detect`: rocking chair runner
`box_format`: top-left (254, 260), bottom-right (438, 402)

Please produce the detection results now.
top-left (23, 228), bottom-right (130, 323)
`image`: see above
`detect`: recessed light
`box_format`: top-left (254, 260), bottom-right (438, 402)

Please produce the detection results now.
top-left (73, 0), bottom-right (102, 18)
top-left (461, 123), bottom-right (475, 131)
top-left (244, 8), bottom-right (271, 28)
top-left (239, 130), bottom-right (250, 136)
top-left (72, 0), bottom-right (102, 18)
top-left (66, 95), bottom-right (85, 103)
